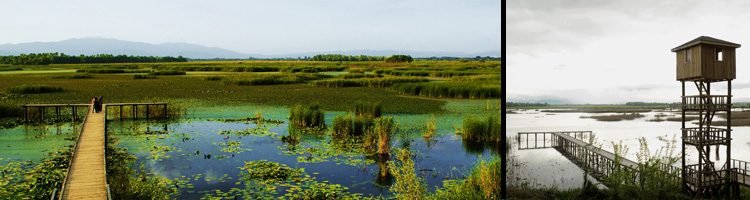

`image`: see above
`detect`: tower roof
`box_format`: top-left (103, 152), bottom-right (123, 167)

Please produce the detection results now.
top-left (671, 36), bottom-right (741, 52)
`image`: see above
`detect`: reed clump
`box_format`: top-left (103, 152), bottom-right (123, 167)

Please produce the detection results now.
top-left (461, 114), bottom-right (500, 141)
top-left (76, 68), bottom-right (126, 73)
top-left (289, 102), bottom-right (325, 128)
top-left (354, 101), bottom-right (382, 118)
top-left (6, 84), bottom-right (64, 94)
top-left (331, 114), bottom-right (374, 137)
top-left (52, 73), bottom-right (94, 79)
top-left (309, 77), bottom-right (428, 87)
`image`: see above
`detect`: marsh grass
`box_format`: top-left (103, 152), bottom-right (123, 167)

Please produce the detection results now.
top-left (331, 114), bottom-right (374, 137)
top-left (0, 102), bottom-right (23, 117)
top-left (76, 68), bottom-right (126, 73)
top-left (431, 156), bottom-right (500, 199)
top-left (310, 77), bottom-right (428, 87)
top-left (52, 73), bottom-right (94, 79)
top-left (223, 73), bottom-right (330, 86)
top-left (6, 84), bottom-right (64, 94)
top-left (289, 102), bottom-right (325, 128)
top-left (133, 74), bottom-right (156, 79)
top-left (461, 114), bottom-right (500, 141)
top-left (422, 115), bottom-right (437, 139)
top-left (148, 70), bottom-right (186, 75)
top-left (371, 117), bottom-right (396, 155)
top-left (354, 101), bottom-right (382, 118)
top-left (390, 81), bottom-right (501, 99)
top-left (204, 75), bottom-right (224, 81)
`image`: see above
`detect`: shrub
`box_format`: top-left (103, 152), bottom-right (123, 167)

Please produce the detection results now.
top-left (148, 70), bottom-right (186, 75)
top-left (461, 114), bottom-right (500, 141)
top-left (388, 148), bottom-right (427, 199)
top-left (6, 84), bottom-right (64, 94)
top-left (133, 74), bottom-right (157, 79)
top-left (289, 102), bottom-right (325, 128)
top-left (354, 101), bottom-right (382, 118)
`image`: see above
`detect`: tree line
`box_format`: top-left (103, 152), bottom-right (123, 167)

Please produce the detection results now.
top-left (310, 54), bottom-right (386, 61)
top-left (507, 102), bottom-right (549, 107)
top-left (0, 53), bottom-right (187, 65)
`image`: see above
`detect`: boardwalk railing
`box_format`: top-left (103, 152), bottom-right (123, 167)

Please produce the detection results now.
top-left (518, 131), bottom-right (681, 184)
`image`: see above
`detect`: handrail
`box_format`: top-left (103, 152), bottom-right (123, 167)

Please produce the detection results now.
top-left (104, 105), bottom-right (112, 200)
top-left (57, 104), bottom-right (92, 199)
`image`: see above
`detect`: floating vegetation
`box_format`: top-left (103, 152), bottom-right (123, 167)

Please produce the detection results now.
top-left (106, 136), bottom-right (177, 199)
top-left (210, 116), bottom-right (284, 124)
top-left (215, 140), bottom-right (251, 154)
top-left (6, 84), bottom-right (64, 94)
top-left (241, 160), bottom-right (305, 182)
top-left (217, 126), bottom-right (277, 137)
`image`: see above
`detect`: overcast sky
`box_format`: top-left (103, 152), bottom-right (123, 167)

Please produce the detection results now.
top-left (509, 0), bottom-right (750, 104)
top-left (0, 0), bottom-right (501, 55)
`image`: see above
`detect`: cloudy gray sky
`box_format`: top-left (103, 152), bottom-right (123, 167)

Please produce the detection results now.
top-left (508, 0), bottom-right (750, 104)
top-left (0, 0), bottom-right (501, 55)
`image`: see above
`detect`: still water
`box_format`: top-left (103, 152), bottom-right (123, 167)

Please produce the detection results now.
top-left (508, 109), bottom-right (750, 189)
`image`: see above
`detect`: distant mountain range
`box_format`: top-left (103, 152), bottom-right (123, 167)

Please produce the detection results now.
top-left (0, 38), bottom-right (501, 59)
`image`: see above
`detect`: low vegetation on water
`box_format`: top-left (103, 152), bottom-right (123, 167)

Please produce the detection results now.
top-left (106, 136), bottom-right (176, 199)
top-left (6, 84), bottom-right (64, 94)
top-left (289, 102), bottom-right (325, 128)
top-left (0, 137), bottom-right (75, 199)
top-left (580, 113), bottom-right (645, 122)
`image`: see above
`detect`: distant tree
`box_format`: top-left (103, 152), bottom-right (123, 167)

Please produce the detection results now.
top-left (385, 55), bottom-right (413, 63)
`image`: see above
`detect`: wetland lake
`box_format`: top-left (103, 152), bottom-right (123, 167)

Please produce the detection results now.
top-left (508, 108), bottom-right (750, 190)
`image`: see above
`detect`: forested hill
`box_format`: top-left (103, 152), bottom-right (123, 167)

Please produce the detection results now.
top-left (0, 53), bottom-right (187, 65)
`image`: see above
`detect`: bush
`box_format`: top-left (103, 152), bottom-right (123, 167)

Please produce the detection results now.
top-left (6, 84), bottom-right (64, 94)
top-left (148, 70), bottom-right (186, 75)
top-left (289, 102), bottom-right (325, 128)
top-left (461, 114), bottom-right (500, 141)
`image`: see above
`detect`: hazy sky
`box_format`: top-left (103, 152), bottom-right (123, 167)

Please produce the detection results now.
top-left (0, 0), bottom-right (501, 55)
top-left (509, 0), bottom-right (750, 104)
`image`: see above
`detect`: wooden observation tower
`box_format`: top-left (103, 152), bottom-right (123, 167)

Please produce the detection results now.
top-left (672, 36), bottom-right (740, 197)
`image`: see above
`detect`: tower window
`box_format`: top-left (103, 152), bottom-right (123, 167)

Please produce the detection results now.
top-left (717, 48), bottom-right (723, 61)
top-left (686, 49), bottom-right (691, 62)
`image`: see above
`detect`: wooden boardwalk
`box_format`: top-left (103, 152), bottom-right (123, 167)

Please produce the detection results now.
top-left (61, 105), bottom-right (107, 200)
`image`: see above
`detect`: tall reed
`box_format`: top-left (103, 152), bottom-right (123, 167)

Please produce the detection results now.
top-left (6, 84), bottom-right (64, 94)
top-left (289, 102), bottom-right (325, 128)
top-left (461, 114), bottom-right (501, 141)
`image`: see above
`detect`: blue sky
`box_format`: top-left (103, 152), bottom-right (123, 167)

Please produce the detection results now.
top-left (509, 0), bottom-right (750, 104)
top-left (0, 0), bottom-right (501, 55)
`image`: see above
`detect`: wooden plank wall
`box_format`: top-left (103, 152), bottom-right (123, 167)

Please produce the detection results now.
top-left (677, 44), bottom-right (736, 81)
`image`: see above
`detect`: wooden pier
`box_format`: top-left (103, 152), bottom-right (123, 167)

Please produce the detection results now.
top-left (22, 102), bottom-right (169, 200)
top-left (60, 105), bottom-right (107, 200)
top-left (518, 131), bottom-right (750, 190)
